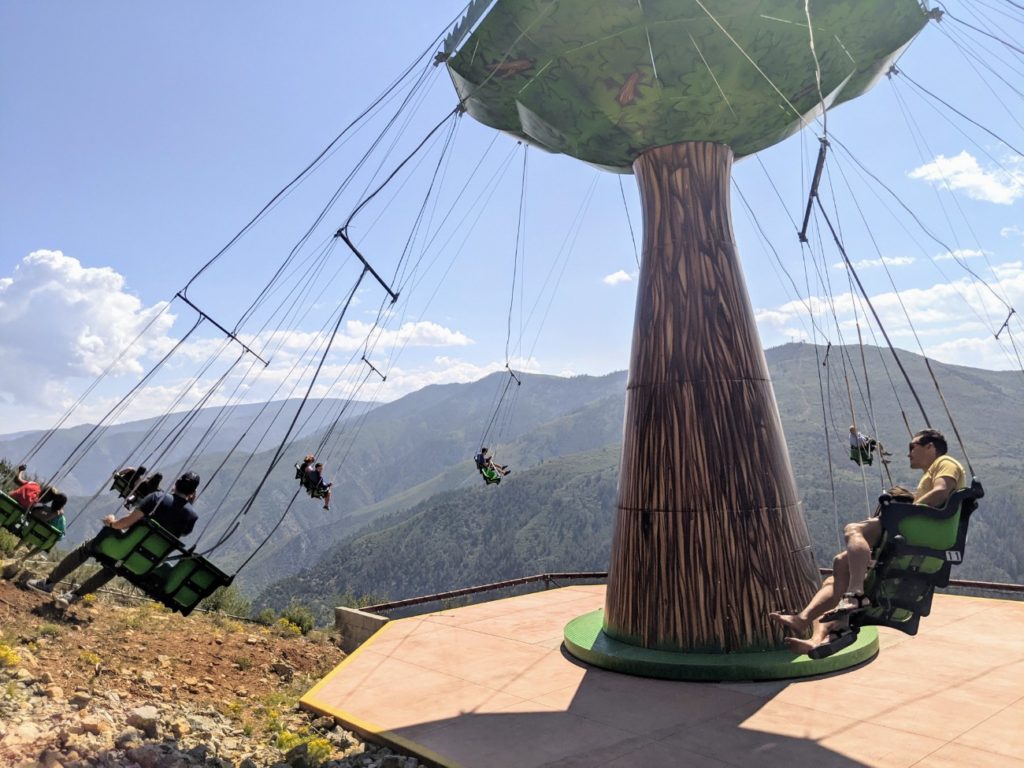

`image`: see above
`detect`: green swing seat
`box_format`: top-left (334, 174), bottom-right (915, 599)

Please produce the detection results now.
top-left (1, 491), bottom-right (25, 532)
top-left (110, 474), bottom-right (135, 498)
top-left (1, 491), bottom-right (63, 553)
top-left (16, 515), bottom-right (63, 553)
top-left (90, 517), bottom-right (232, 616)
top-left (305, 484), bottom-right (328, 499)
top-left (295, 463), bottom-right (328, 499)
top-left (479, 466), bottom-right (502, 485)
top-left (91, 517), bottom-right (182, 577)
top-left (851, 479), bottom-right (984, 637)
top-left (850, 445), bottom-right (873, 466)
top-left (141, 555), bottom-right (233, 616)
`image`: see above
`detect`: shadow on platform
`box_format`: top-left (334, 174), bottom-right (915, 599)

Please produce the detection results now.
top-left (302, 586), bottom-right (1024, 768)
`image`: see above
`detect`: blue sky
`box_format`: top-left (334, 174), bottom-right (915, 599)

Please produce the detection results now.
top-left (1, 1), bottom-right (1022, 434)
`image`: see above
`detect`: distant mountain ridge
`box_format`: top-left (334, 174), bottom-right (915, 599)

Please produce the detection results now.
top-left (4, 344), bottom-right (1021, 615)
top-left (251, 343), bottom-right (1024, 616)
top-left (0, 397), bottom-right (372, 496)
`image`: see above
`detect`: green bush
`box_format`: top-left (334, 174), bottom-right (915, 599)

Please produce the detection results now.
top-left (200, 584), bottom-right (252, 617)
top-left (255, 608), bottom-right (277, 626)
top-left (0, 530), bottom-right (17, 557)
top-left (280, 601), bottom-right (316, 635)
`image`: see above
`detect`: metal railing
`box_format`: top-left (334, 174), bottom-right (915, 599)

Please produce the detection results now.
top-left (363, 569), bottom-right (1024, 615)
top-left (362, 572), bottom-right (607, 613)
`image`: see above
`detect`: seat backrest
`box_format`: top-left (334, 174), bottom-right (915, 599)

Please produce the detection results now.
top-left (110, 474), bottom-right (134, 497)
top-left (158, 556), bottom-right (232, 616)
top-left (17, 516), bottom-right (63, 553)
top-left (857, 480), bottom-right (984, 636)
top-left (92, 518), bottom-right (184, 576)
top-left (0, 491), bottom-right (26, 529)
top-left (879, 481), bottom-right (983, 561)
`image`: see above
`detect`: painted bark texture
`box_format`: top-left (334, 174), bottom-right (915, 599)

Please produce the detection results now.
top-left (603, 142), bottom-right (819, 653)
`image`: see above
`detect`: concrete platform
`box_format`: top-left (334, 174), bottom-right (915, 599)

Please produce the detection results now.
top-left (301, 586), bottom-right (1024, 768)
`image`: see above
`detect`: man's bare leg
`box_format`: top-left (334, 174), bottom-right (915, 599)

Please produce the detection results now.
top-left (834, 518), bottom-right (882, 609)
top-left (770, 552), bottom-right (852, 638)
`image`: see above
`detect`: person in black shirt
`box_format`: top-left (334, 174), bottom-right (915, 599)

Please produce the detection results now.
top-left (27, 472), bottom-right (200, 609)
top-left (124, 472), bottom-right (164, 508)
top-left (303, 462), bottom-right (333, 511)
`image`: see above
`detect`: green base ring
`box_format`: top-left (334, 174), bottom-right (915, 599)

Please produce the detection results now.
top-left (564, 609), bottom-right (878, 681)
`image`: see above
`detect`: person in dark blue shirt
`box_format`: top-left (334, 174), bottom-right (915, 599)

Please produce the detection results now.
top-left (302, 462), bottom-right (333, 510)
top-left (27, 472), bottom-right (200, 609)
top-left (474, 447), bottom-right (510, 485)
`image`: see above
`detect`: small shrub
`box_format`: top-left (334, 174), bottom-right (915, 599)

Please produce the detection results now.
top-left (79, 651), bottom-right (102, 666)
top-left (0, 530), bottom-right (17, 557)
top-left (211, 615), bottom-right (245, 633)
top-left (201, 584), bottom-right (251, 617)
top-left (306, 737), bottom-right (333, 764)
top-left (275, 731), bottom-right (332, 766)
top-left (272, 618), bottom-right (302, 637)
top-left (234, 656), bottom-right (253, 671)
top-left (280, 602), bottom-right (315, 635)
top-left (276, 729), bottom-right (304, 751)
top-left (305, 629), bottom-right (329, 645)
top-left (0, 644), bottom-right (20, 668)
top-left (81, 594), bottom-right (97, 606)
top-left (255, 608), bottom-right (277, 626)
top-left (37, 624), bottom-right (61, 638)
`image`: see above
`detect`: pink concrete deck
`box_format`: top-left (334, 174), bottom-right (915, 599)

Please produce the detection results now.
top-left (301, 586), bottom-right (1024, 768)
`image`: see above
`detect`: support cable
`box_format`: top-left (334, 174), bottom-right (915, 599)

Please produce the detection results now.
top-left (213, 270), bottom-right (369, 564)
top-left (937, 3), bottom-right (1024, 56)
top-left (815, 199), bottom-right (976, 476)
top-left (618, 176), bottom-right (640, 269)
top-left (179, 7), bottom-right (468, 295)
top-left (506, 144), bottom-right (528, 365)
top-left (46, 315), bottom-right (205, 488)
top-left (20, 303), bottom-right (175, 467)
top-left (892, 67), bottom-right (1024, 157)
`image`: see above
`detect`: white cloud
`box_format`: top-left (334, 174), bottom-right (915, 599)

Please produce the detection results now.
top-left (602, 270), bottom-right (633, 286)
top-left (934, 248), bottom-right (985, 263)
top-left (367, 355), bottom-right (542, 399)
top-left (991, 261), bottom-right (1023, 280)
top-left (1001, 225), bottom-right (1024, 241)
top-left (755, 262), bottom-right (1024, 370)
top-left (346, 320), bottom-right (472, 350)
top-left (0, 250), bottom-right (176, 406)
top-left (909, 151), bottom-right (1024, 205)
top-left (833, 256), bottom-right (914, 270)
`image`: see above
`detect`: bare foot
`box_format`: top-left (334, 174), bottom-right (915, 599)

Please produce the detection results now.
top-left (769, 611), bottom-right (810, 638)
top-left (783, 636), bottom-right (818, 654)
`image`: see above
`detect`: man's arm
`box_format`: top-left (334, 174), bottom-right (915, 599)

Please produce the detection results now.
top-left (914, 475), bottom-right (956, 509)
top-left (106, 508), bottom-right (144, 531)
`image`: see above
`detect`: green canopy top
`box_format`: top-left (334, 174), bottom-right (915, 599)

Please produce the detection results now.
top-left (446, 0), bottom-right (929, 171)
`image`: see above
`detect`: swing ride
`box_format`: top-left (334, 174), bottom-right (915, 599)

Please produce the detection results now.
top-left (3, 1), bottom-right (1020, 685)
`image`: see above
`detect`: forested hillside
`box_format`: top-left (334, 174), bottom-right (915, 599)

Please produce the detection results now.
top-left (254, 344), bottom-right (1024, 617)
top-left (254, 446), bottom-right (621, 619)
top-left (4, 344), bottom-right (1020, 614)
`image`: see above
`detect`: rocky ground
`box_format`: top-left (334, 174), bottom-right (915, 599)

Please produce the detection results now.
top-left (0, 576), bottom-right (420, 768)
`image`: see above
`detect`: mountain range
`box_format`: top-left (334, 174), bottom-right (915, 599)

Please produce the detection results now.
top-left (2, 343), bottom-right (1020, 621)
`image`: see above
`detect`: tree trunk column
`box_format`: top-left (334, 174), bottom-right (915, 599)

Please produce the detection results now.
top-left (603, 141), bottom-right (819, 653)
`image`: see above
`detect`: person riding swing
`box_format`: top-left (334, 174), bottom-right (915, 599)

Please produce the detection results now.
top-left (27, 471), bottom-right (201, 611)
top-left (848, 425), bottom-right (890, 466)
top-left (770, 428), bottom-right (964, 658)
top-left (474, 447), bottom-right (510, 485)
top-left (302, 461), bottom-right (333, 511)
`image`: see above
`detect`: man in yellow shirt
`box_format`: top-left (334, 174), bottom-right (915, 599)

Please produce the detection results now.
top-left (770, 428), bottom-right (965, 655)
